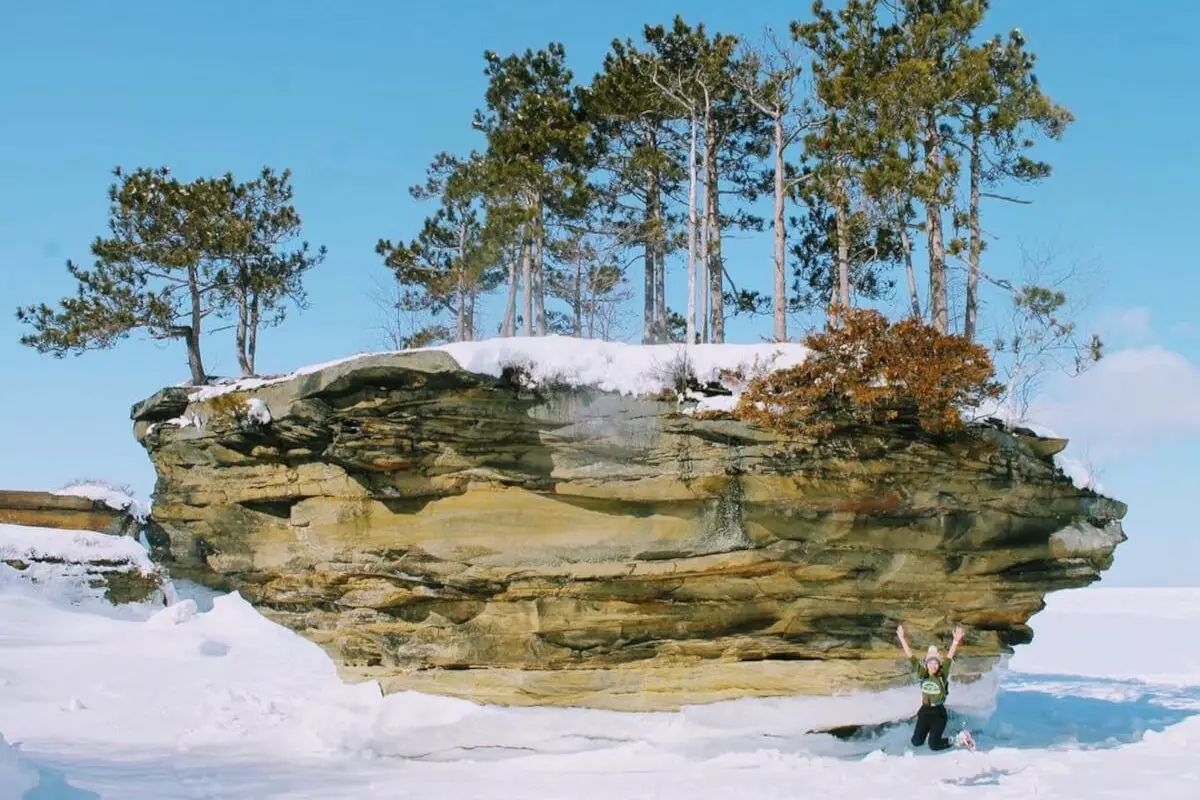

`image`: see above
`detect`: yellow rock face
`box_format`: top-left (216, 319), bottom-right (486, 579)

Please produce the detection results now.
top-left (131, 351), bottom-right (1127, 712)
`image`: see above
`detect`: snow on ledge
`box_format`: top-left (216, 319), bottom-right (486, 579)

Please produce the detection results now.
top-left (52, 480), bottom-right (150, 520)
top-left (434, 337), bottom-right (809, 396)
top-left (185, 336), bottom-right (811, 402)
top-left (0, 523), bottom-right (155, 570)
top-left (975, 403), bottom-right (1102, 493)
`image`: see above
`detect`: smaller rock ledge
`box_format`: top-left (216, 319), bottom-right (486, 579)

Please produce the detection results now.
top-left (0, 490), bottom-right (139, 536)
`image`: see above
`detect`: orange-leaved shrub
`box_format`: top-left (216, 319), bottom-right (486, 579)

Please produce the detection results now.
top-left (734, 308), bottom-right (1003, 435)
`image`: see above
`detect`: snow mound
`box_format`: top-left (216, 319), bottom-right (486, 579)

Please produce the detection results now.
top-left (0, 523), bottom-right (163, 614)
top-left (145, 597), bottom-right (198, 627)
top-left (186, 336), bottom-right (810, 402)
top-left (52, 479), bottom-right (150, 520)
top-left (0, 523), bottom-right (153, 570)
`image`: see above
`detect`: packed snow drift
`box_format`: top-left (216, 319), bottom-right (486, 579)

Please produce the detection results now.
top-left (0, 523), bottom-right (1196, 798)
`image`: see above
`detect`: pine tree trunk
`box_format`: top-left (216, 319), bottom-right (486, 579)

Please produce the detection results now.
top-left (835, 171), bottom-right (851, 311)
top-left (899, 220), bottom-right (921, 319)
top-left (502, 235), bottom-right (523, 337)
top-left (684, 116), bottom-right (697, 347)
top-left (773, 114), bottom-right (787, 342)
top-left (522, 219), bottom-right (534, 337)
top-left (235, 296), bottom-right (252, 377)
top-left (534, 200), bottom-right (546, 336)
top-left (643, 130), bottom-right (657, 343)
top-left (466, 288), bottom-right (476, 342)
top-left (586, 278), bottom-right (597, 338)
top-left (965, 110), bottom-right (983, 343)
top-left (185, 263), bottom-right (207, 385)
top-left (247, 294), bottom-right (259, 375)
top-left (456, 220), bottom-right (468, 342)
top-left (924, 117), bottom-right (949, 333)
top-left (699, 180), bottom-right (709, 344)
top-left (573, 252), bottom-right (583, 336)
top-left (704, 115), bottom-right (724, 344)
top-left (651, 182), bottom-right (667, 343)
top-left (457, 284), bottom-right (467, 341)
top-left (233, 262), bottom-right (253, 377)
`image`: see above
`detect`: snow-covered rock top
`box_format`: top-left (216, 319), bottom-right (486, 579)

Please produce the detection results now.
top-left (52, 480), bottom-right (150, 520)
top-left (186, 336), bottom-right (812, 402)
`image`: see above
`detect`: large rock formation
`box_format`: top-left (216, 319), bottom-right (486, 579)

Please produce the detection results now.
top-left (132, 349), bottom-right (1126, 712)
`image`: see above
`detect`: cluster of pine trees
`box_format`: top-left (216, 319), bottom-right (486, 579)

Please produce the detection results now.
top-left (381, 0), bottom-right (1073, 350)
top-left (17, 0), bottom-right (1096, 400)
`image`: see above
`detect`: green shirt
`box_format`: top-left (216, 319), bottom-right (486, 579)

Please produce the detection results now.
top-left (911, 656), bottom-right (952, 705)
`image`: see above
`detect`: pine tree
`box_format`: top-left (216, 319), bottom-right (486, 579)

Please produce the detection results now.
top-left (878, 0), bottom-right (990, 333)
top-left (221, 167), bottom-right (326, 376)
top-left (473, 44), bottom-right (590, 337)
top-left (951, 29), bottom-right (1073, 341)
top-left (587, 37), bottom-right (680, 343)
top-left (376, 153), bottom-right (503, 346)
top-left (788, 184), bottom-right (900, 313)
top-left (643, 17), bottom-right (764, 344)
top-left (546, 230), bottom-right (632, 339)
top-left (733, 31), bottom-right (816, 341)
top-left (793, 1), bottom-right (894, 316)
top-left (16, 166), bottom-right (231, 385)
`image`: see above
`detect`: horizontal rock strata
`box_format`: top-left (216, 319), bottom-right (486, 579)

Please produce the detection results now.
top-left (133, 350), bottom-right (1126, 712)
top-left (0, 490), bottom-right (138, 536)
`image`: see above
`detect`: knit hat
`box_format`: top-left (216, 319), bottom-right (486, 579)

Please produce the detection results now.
top-left (925, 645), bottom-right (942, 664)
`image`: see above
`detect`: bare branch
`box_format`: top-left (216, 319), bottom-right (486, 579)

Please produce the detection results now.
top-left (980, 192), bottom-right (1033, 205)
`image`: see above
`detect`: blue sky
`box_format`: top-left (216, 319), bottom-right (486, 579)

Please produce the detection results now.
top-left (1, 1), bottom-right (1197, 586)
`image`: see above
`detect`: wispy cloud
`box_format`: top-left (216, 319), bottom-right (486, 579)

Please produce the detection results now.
top-left (1096, 306), bottom-right (1155, 343)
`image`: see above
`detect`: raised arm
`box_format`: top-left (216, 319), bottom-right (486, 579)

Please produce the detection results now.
top-left (946, 625), bottom-right (966, 660)
top-left (896, 623), bottom-right (914, 658)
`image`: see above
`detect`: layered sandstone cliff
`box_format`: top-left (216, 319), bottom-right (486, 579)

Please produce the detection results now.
top-left (131, 342), bottom-right (1126, 711)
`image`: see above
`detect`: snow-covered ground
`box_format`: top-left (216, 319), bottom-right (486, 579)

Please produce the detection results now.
top-left (2, 527), bottom-right (1196, 799)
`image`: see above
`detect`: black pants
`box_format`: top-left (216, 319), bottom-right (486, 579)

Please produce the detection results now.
top-left (911, 703), bottom-right (952, 750)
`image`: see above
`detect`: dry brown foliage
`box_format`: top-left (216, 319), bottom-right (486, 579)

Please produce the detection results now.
top-left (204, 391), bottom-right (250, 422)
top-left (735, 308), bottom-right (1003, 435)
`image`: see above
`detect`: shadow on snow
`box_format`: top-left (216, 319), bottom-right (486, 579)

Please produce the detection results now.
top-left (834, 673), bottom-right (1200, 758)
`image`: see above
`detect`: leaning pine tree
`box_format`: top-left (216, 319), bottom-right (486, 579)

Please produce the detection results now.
top-left (16, 166), bottom-right (232, 385)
